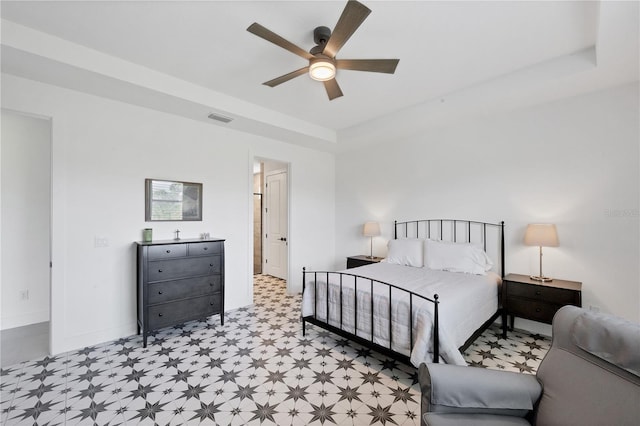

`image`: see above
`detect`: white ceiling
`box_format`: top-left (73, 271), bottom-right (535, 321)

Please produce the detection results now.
top-left (1, 1), bottom-right (638, 151)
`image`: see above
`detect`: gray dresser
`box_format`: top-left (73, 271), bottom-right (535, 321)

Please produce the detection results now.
top-left (136, 238), bottom-right (225, 347)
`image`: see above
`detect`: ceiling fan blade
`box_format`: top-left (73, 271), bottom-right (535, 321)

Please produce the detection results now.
top-left (336, 59), bottom-right (399, 74)
top-left (247, 23), bottom-right (313, 60)
top-left (263, 67), bottom-right (309, 87)
top-left (323, 79), bottom-right (344, 100)
top-left (323, 0), bottom-right (371, 58)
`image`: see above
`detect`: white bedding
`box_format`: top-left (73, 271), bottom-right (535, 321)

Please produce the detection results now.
top-left (301, 262), bottom-right (500, 366)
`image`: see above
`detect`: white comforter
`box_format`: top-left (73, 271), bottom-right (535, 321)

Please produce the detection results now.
top-left (301, 262), bottom-right (500, 366)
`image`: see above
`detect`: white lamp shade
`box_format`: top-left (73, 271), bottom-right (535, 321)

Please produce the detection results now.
top-left (363, 221), bottom-right (381, 237)
top-left (524, 224), bottom-right (559, 247)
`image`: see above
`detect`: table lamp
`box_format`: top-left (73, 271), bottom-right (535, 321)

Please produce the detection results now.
top-left (363, 221), bottom-right (381, 259)
top-left (524, 223), bottom-right (558, 282)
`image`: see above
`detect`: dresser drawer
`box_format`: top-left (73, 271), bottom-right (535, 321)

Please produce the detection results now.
top-left (148, 256), bottom-right (221, 281)
top-left (507, 282), bottom-right (577, 305)
top-left (148, 295), bottom-right (221, 330)
top-left (147, 244), bottom-right (187, 260)
top-left (188, 241), bottom-right (223, 256)
top-left (148, 275), bottom-right (222, 304)
top-left (507, 297), bottom-right (560, 324)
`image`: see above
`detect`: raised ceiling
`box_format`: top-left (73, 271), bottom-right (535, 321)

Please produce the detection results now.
top-left (1, 1), bottom-right (638, 151)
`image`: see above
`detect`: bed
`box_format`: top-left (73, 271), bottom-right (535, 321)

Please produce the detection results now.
top-left (301, 219), bottom-right (505, 366)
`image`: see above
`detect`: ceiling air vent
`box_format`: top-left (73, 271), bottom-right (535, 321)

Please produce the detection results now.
top-left (207, 112), bottom-right (233, 124)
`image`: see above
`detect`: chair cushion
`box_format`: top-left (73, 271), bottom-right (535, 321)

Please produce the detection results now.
top-left (424, 364), bottom-right (540, 416)
top-left (535, 306), bottom-right (640, 426)
top-left (536, 348), bottom-right (640, 425)
top-left (424, 413), bottom-right (530, 426)
top-left (572, 310), bottom-right (640, 377)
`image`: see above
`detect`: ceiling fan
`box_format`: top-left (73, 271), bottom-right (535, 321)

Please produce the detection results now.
top-left (247, 0), bottom-right (399, 100)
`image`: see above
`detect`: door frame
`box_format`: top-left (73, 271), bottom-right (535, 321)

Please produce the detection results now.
top-left (263, 167), bottom-right (288, 279)
top-left (0, 108), bottom-right (53, 355)
top-left (250, 156), bottom-right (291, 291)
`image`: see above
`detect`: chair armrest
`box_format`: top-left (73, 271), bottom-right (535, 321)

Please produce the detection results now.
top-left (419, 363), bottom-right (542, 417)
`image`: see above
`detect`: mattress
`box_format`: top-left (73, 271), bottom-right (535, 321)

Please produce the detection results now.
top-left (302, 262), bottom-right (500, 366)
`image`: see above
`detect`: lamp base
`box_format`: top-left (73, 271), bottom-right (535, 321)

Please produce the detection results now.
top-left (530, 275), bottom-right (553, 282)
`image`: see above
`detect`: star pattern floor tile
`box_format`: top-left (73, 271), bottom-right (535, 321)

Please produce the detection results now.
top-left (1, 274), bottom-right (549, 425)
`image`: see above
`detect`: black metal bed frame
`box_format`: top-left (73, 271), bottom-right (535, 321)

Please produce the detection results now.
top-left (302, 219), bottom-right (505, 365)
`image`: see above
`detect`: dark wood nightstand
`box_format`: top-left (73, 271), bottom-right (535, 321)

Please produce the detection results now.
top-left (346, 255), bottom-right (383, 269)
top-left (502, 273), bottom-right (582, 336)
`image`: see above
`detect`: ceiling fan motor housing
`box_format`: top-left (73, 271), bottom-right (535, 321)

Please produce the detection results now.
top-left (313, 26), bottom-right (332, 46)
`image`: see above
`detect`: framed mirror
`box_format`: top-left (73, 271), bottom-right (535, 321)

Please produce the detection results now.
top-left (145, 179), bottom-right (202, 221)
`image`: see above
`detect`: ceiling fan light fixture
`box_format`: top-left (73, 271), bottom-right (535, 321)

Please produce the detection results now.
top-left (247, 1), bottom-right (398, 100)
top-left (309, 58), bottom-right (336, 81)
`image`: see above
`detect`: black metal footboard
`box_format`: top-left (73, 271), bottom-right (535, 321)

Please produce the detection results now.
top-left (301, 268), bottom-right (440, 364)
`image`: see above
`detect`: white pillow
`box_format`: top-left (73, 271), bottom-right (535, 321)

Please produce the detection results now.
top-left (384, 238), bottom-right (424, 267)
top-left (424, 239), bottom-right (493, 275)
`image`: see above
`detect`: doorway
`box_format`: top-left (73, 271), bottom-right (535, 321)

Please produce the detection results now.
top-left (252, 162), bottom-right (263, 274)
top-left (0, 110), bottom-right (52, 366)
top-left (253, 158), bottom-right (289, 283)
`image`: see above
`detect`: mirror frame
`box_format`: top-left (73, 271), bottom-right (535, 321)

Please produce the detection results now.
top-left (145, 178), bottom-right (203, 222)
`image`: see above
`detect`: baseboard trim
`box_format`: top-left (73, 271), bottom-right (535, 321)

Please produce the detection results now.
top-left (1, 311), bottom-right (49, 331)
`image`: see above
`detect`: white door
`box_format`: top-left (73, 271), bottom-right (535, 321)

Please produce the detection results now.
top-left (264, 170), bottom-right (288, 280)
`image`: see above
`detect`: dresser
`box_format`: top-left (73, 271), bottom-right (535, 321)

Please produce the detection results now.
top-left (502, 273), bottom-right (581, 336)
top-left (136, 238), bottom-right (225, 347)
top-left (346, 255), bottom-right (384, 269)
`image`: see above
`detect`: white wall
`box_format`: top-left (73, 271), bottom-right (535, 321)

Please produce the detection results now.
top-left (1, 74), bottom-right (335, 354)
top-left (1, 111), bottom-right (51, 329)
top-left (336, 83), bottom-right (640, 329)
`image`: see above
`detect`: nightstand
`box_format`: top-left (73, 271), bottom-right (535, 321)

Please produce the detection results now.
top-left (346, 255), bottom-right (383, 269)
top-left (502, 273), bottom-right (582, 336)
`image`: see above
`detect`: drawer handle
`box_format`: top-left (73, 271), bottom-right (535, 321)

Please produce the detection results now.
top-left (158, 291), bottom-right (163, 295)
top-left (158, 313), bottom-right (163, 317)
top-left (210, 263), bottom-right (214, 267)
top-left (166, 250), bottom-right (171, 254)
top-left (535, 290), bottom-right (542, 295)
top-left (158, 269), bottom-right (163, 273)
top-left (209, 283), bottom-right (213, 286)
top-left (203, 247), bottom-right (208, 251)
top-left (535, 308), bottom-right (541, 312)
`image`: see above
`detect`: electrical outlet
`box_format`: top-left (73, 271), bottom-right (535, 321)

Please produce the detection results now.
top-left (20, 290), bottom-right (29, 301)
top-left (94, 236), bottom-right (109, 248)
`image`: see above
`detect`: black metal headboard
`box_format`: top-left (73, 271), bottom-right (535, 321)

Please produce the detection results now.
top-left (394, 219), bottom-right (505, 278)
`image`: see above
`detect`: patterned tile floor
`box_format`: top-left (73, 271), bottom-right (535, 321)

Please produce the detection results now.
top-left (1, 274), bottom-right (549, 425)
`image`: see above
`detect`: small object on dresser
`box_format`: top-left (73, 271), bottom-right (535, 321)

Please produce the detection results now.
top-left (142, 228), bottom-right (153, 242)
top-left (174, 229), bottom-right (181, 240)
top-left (346, 255), bottom-right (383, 269)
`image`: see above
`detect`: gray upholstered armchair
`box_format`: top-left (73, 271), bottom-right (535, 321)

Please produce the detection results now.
top-left (419, 305), bottom-right (640, 426)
